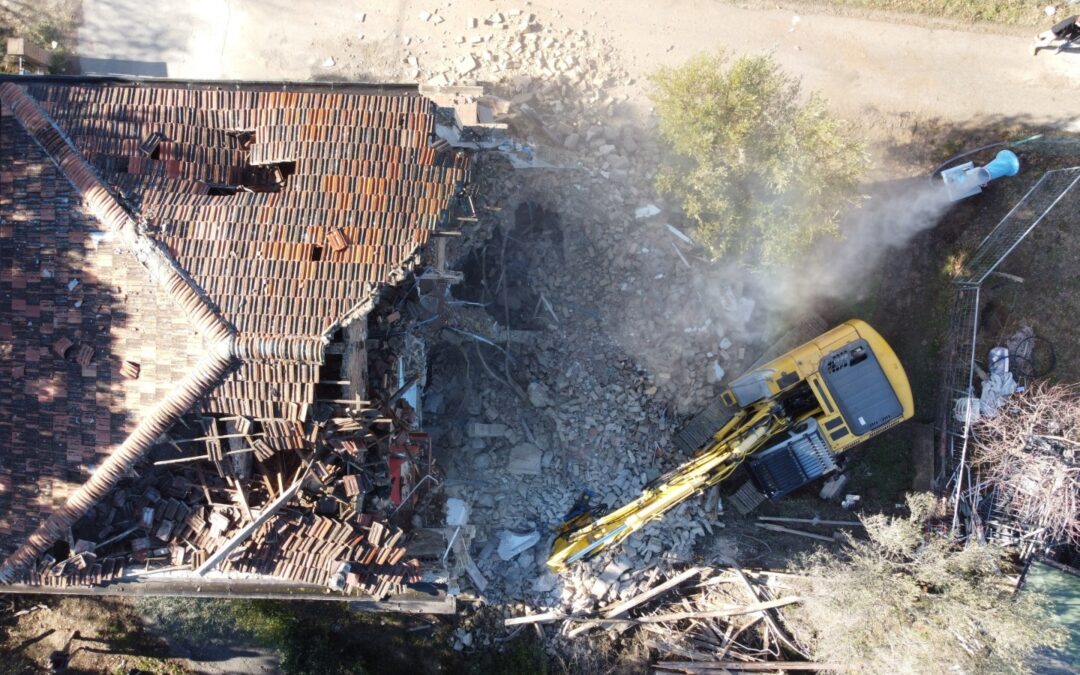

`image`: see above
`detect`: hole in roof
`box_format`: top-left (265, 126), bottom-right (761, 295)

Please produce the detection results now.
top-left (275, 161), bottom-right (297, 180)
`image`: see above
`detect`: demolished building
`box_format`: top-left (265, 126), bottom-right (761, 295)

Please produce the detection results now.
top-left (0, 76), bottom-right (472, 607)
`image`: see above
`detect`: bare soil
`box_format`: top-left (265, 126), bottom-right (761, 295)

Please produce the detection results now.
top-left (0, 596), bottom-right (189, 674)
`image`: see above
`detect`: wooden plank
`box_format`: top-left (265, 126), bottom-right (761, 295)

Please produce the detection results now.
top-left (655, 661), bottom-right (840, 672)
top-left (755, 523), bottom-right (837, 543)
top-left (758, 516), bottom-right (862, 527)
top-left (504, 610), bottom-right (566, 626)
top-left (638, 596), bottom-right (802, 623)
top-left (603, 567), bottom-right (709, 619)
top-left (732, 567), bottom-right (808, 659)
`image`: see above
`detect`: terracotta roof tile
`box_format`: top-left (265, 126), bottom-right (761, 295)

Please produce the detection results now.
top-left (1, 80), bottom-right (469, 580)
top-left (0, 115), bottom-right (208, 558)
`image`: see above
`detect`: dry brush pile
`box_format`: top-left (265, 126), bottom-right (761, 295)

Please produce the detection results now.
top-left (970, 382), bottom-right (1080, 548)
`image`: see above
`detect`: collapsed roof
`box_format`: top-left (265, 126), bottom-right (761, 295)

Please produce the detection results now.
top-left (0, 77), bottom-right (470, 598)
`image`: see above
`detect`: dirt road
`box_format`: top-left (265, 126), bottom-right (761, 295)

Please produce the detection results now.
top-left (77, 0), bottom-right (1079, 129)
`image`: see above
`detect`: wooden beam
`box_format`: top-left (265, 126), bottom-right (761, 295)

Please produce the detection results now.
top-left (504, 610), bottom-right (566, 626)
top-left (755, 523), bottom-right (837, 542)
top-left (638, 596), bottom-right (802, 623)
top-left (603, 567), bottom-right (709, 619)
top-left (195, 472), bottom-right (306, 575)
top-left (655, 660), bottom-right (841, 672)
top-left (758, 516), bottom-right (862, 527)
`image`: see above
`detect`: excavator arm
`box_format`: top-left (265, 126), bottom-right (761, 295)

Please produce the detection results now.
top-left (547, 403), bottom-right (792, 572)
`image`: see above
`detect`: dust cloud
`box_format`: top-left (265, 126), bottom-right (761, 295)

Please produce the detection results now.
top-left (756, 177), bottom-right (953, 311)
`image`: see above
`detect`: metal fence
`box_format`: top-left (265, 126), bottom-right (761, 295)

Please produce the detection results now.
top-left (936, 167), bottom-right (1080, 547)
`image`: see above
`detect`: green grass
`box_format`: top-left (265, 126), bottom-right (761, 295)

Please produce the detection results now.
top-left (231, 601), bottom-right (369, 675)
top-left (464, 632), bottom-right (551, 675)
top-left (763, 0), bottom-right (1047, 27)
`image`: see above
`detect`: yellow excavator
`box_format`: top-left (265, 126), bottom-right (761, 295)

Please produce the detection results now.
top-left (547, 320), bottom-right (913, 572)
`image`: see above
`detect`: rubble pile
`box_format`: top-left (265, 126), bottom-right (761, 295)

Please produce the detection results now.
top-left (28, 326), bottom-right (437, 600)
top-left (410, 10), bottom-right (657, 178)
top-left (413, 3), bottom-right (775, 411)
top-left (421, 195), bottom-right (762, 614)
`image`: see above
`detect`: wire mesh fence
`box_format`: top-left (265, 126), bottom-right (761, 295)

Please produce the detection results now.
top-left (958, 168), bottom-right (1080, 286)
top-left (936, 166), bottom-right (1080, 552)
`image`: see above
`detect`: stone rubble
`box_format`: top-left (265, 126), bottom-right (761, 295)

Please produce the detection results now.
top-left (401, 0), bottom-right (778, 625)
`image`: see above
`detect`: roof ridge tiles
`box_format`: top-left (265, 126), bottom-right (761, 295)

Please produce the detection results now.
top-left (232, 334), bottom-right (326, 364)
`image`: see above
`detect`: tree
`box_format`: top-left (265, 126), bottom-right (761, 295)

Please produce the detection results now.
top-left (650, 53), bottom-right (868, 265)
top-left (786, 494), bottom-right (1066, 674)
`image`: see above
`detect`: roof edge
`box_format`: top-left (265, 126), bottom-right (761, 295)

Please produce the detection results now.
top-left (0, 74), bottom-right (420, 95)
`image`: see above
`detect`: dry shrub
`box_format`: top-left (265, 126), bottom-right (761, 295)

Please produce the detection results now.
top-left (970, 382), bottom-right (1080, 547)
top-left (786, 494), bottom-right (1066, 674)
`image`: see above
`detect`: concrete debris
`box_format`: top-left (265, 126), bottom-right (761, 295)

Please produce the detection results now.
top-left (527, 382), bottom-right (553, 408)
top-left (707, 361), bottom-right (725, 383)
top-left (321, 56), bottom-right (335, 68)
top-left (532, 571), bottom-right (558, 593)
top-left (457, 56), bottom-right (479, 75)
top-left (497, 530), bottom-right (540, 561)
top-left (507, 443), bottom-right (543, 475)
top-left (634, 204), bottom-right (661, 219)
top-left (599, 559), bottom-right (629, 584)
top-left (467, 422), bottom-right (509, 438)
top-left (446, 498), bottom-right (470, 527)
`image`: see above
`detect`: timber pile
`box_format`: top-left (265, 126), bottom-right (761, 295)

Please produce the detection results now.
top-left (505, 565), bottom-right (818, 673)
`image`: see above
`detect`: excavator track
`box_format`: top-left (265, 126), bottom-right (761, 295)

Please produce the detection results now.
top-left (673, 398), bottom-right (739, 455)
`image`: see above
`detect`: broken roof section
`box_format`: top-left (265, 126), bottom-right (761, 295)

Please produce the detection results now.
top-left (0, 77), bottom-right (470, 591)
top-left (0, 112), bottom-right (208, 557)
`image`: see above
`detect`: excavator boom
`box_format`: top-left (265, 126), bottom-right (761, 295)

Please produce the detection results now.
top-left (548, 405), bottom-right (790, 571)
